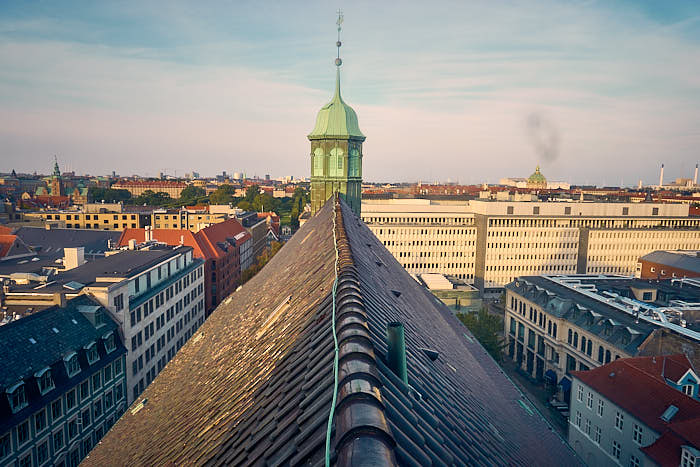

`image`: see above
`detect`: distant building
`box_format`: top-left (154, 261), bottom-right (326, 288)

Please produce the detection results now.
top-left (362, 199), bottom-right (700, 293)
top-left (569, 355), bottom-right (700, 466)
top-left (0, 295), bottom-right (127, 467)
top-left (499, 165), bottom-right (570, 190)
top-left (151, 207), bottom-right (227, 232)
top-left (504, 275), bottom-right (700, 397)
top-left (118, 218), bottom-right (252, 314)
top-left (637, 250), bottom-right (700, 279)
top-left (110, 181), bottom-right (187, 199)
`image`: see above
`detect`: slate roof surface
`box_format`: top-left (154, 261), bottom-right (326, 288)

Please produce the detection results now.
top-left (85, 198), bottom-right (578, 466)
top-left (641, 250), bottom-right (700, 275)
top-left (0, 294), bottom-right (121, 389)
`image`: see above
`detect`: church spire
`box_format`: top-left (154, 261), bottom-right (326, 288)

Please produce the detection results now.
top-left (53, 155), bottom-right (61, 177)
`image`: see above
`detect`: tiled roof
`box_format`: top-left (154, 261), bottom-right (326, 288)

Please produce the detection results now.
top-left (572, 358), bottom-right (700, 436)
top-left (196, 218), bottom-right (251, 260)
top-left (118, 228), bottom-right (206, 258)
top-left (0, 294), bottom-right (121, 390)
top-left (640, 250), bottom-right (700, 275)
top-left (0, 234), bottom-right (18, 257)
top-left (619, 354), bottom-right (695, 384)
top-left (85, 198), bottom-right (578, 466)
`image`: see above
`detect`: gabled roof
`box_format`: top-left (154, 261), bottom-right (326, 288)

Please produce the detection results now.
top-left (85, 198), bottom-right (578, 466)
top-left (618, 354), bottom-right (696, 384)
top-left (195, 218), bottom-right (251, 260)
top-left (572, 358), bottom-right (700, 436)
top-left (118, 228), bottom-right (206, 258)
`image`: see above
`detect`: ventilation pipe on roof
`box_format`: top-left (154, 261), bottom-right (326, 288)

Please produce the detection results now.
top-left (386, 322), bottom-right (408, 384)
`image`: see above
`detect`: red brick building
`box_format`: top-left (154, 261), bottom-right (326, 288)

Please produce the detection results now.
top-left (118, 218), bottom-right (251, 315)
top-left (638, 250), bottom-right (700, 279)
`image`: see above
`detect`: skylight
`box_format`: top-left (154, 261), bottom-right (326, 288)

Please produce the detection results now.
top-left (660, 405), bottom-right (678, 422)
top-left (63, 281), bottom-right (85, 291)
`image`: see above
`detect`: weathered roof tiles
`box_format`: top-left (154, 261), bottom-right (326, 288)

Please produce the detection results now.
top-left (85, 198), bottom-right (579, 466)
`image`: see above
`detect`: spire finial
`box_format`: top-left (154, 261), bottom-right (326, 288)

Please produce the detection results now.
top-left (335, 9), bottom-right (343, 67)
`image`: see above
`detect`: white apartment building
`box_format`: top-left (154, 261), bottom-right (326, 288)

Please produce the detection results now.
top-left (87, 247), bottom-right (206, 404)
top-left (362, 199), bottom-right (700, 293)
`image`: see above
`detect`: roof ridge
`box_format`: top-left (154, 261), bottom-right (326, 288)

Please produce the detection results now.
top-left (332, 198), bottom-right (397, 465)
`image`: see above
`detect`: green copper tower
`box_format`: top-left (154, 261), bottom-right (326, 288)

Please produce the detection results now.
top-left (309, 11), bottom-right (365, 217)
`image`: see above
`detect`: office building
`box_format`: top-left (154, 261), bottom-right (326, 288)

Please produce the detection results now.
top-left (569, 355), bottom-right (700, 466)
top-left (362, 199), bottom-right (700, 293)
top-left (0, 296), bottom-right (127, 467)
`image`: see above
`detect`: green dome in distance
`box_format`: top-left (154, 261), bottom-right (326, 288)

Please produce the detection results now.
top-left (528, 165), bottom-right (547, 184)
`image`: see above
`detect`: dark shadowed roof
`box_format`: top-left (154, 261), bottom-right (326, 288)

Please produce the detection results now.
top-left (85, 198), bottom-right (578, 466)
top-left (0, 226), bottom-right (121, 274)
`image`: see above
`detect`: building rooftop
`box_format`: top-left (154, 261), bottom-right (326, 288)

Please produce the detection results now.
top-left (507, 275), bottom-right (700, 351)
top-left (5, 247), bottom-right (190, 294)
top-left (0, 295), bottom-right (125, 431)
top-left (572, 357), bottom-right (700, 465)
top-left (641, 250), bottom-right (700, 275)
top-left (85, 198), bottom-right (578, 466)
top-left (0, 227), bottom-right (121, 275)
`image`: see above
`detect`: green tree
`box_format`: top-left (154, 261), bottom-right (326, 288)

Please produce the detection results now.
top-left (252, 193), bottom-right (278, 213)
top-left (209, 185), bottom-right (236, 205)
top-left (179, 185), bottom-right (206, 203)
top-left (245, 185), bottom-right (261, 203)
top-left (133, 190), bottom-right (171, 206)
top-left (457, 308), bottom-right (506, 362)
top-left (237, 200), bottom-right (252, 211)
top-left (89, 187), bottom-right (131, 203)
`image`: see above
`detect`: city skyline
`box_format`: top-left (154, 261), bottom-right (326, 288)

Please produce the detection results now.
top-left (1, 1), bottom-right (700, 184)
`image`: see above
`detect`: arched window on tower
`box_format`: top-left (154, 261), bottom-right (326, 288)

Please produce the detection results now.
top-left (348, 148), bottom-right (360, 177)
top-left (329, 147), bottom-right (344, 177)
top-left (312, 148), bottom-right (324, 176)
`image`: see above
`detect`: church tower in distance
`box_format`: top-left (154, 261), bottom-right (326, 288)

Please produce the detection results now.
top-left (308, 12), bottom-right (365, 217)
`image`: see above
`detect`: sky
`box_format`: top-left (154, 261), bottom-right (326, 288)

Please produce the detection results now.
top-left (1, 1), bottom-right (699, 185)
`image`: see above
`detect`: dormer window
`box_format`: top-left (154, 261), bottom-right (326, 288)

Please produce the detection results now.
top-left (681, 446), bottom-right (697, 467)
top-left (64, 353), bottom-right (80, 377)
top-left (35, 368), bottom-right (55, 395)
top-left (6, 382), bottom-right (28, 413)
top-left (85, 342), bottom-right (99, 365)
top-left (104, 332), bottom-right (116, 353)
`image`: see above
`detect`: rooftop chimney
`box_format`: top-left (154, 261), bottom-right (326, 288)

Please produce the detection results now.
top-left (386, 322), bottom-right (408, 384)
top-left (128, 239), bottom-right (136, 250)
top-left (53, 292), bottom-right (67, 308)
top-left (64, 247), bottom-right (85, 270)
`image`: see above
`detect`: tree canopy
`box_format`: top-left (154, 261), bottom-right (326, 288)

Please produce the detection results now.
top-left (457, 308), bottom-right (506, 362)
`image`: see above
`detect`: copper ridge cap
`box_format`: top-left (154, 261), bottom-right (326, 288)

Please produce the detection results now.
top-left (332, 198), bottom-right (397, 466)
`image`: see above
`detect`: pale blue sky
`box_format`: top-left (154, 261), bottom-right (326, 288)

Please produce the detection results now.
top-left (1, 1), bottom-right (699, 184)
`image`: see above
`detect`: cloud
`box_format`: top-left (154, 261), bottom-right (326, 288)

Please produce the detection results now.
top-left (1, 0), bottom-right (699, 184)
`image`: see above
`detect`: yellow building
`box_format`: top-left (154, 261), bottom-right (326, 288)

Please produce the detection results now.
top-left (151, 209), bottom-right (228, 232)
top-left (24, 211), bottom-right (147, 230)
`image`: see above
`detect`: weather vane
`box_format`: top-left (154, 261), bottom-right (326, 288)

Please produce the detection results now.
top-left (335, 9), bottom-right (343, 67)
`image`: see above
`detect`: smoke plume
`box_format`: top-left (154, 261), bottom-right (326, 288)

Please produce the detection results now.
top-left (525, 112), bottom-right (560, 163)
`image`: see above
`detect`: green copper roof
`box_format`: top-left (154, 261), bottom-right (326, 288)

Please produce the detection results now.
top-left (309, 69), bottom-right (364, 139)
top-left (528, 165), bottom-right (547, 183)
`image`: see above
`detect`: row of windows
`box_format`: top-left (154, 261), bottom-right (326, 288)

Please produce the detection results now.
top-left (46, 214), bottom-right (137, 221)
top-left (363, 216), bottom-right (474, 226)
top-left (7, 335), bottom-right (116, 414)
top-left (0, 362), bottom-right (124, 464)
